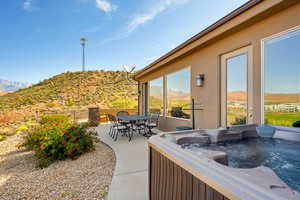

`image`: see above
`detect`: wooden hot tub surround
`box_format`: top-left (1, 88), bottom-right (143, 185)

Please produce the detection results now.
top-left (148, 133), bottom-right (299, 200)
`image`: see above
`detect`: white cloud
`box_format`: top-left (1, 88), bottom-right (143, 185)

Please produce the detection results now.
top-left (98, 0), bottom-right (190, 45)
top-left (95, 0), bottom-right (117, 13)
top-left (22, 0), bottom-right (39, 11)
top-left (128, 0), bottom-right (189, 32)
top-left (22, 0), bottom-right (33, 11)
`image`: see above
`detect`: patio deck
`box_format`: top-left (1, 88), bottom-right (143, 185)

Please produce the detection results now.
top-left (96, 124), bottom-right (161, 200)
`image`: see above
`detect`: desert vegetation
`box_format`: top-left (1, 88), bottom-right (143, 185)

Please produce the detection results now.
top-left (21, 114), bottom-right (95, 168)
top-left (0, 70), bottom-right (138, 136)
top-left (0, 115), bottom-right (115, 200)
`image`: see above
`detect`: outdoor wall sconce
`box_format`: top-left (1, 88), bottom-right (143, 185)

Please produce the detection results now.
top-left (196, 74), bottom-right (205, 87)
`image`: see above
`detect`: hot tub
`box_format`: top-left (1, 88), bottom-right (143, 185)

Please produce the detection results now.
top-left (148, 125), bottom-right (300, 200)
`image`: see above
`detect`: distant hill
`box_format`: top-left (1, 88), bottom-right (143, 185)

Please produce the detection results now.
top-left (0, 70), bottom-right (137, 114)
top-left (228, 91), bottom-right (300, 104)
top-left (228, 91), bottom-right (246, 102)
top-left (265, 93), bottom-right (300, 104)
top-left (0, 79), bottom-right (30, 92)
top-left (0, 91), bottom-right (10, 96)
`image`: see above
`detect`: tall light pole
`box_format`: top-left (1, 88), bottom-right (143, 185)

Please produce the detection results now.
top-left (80, 37), bottom-right (88, 71)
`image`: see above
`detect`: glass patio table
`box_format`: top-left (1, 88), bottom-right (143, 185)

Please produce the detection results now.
top-left (117, 115), bottom-right (152, 139)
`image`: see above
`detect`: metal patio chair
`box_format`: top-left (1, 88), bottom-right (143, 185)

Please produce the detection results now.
top-left (145, 113), bottom-right (160, 137)
top-left (116, 110), bottom-right (129, 116)
top-left (133, 118), bottom-right (147, 136)
top-left (107, 114), bottom-right (130, 141)
top-left (116, 110), bottom-right (131, 127)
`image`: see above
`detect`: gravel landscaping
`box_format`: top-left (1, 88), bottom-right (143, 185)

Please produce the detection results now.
top-left (0, 133), bottom-right (116, 200)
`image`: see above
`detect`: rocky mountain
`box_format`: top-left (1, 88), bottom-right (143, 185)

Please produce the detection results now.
top-left (0, 70), bottom-right (138, 113)
top-left (0, 79), bottom-right (30, 92)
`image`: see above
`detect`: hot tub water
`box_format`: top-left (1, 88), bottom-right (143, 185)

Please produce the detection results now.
top-left (182, 138), bottom-right (300, 193)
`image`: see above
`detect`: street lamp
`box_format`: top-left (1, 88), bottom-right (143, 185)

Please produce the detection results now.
top-left (80, 37), bottom-right (88, 71)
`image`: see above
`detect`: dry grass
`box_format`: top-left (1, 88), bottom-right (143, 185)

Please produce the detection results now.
top-left (0, 133), bottom-right (115, 200)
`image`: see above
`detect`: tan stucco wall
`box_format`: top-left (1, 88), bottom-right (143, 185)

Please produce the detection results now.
top-left (137, 1), bottom-right (300, 131)
top-left (158, 116), bottom-right (192, 131)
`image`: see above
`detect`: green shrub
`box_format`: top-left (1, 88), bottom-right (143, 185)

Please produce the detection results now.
top-left (40, 114), bottom-right (70, 126)
top-left (22, 122), bottom-right (94, 168)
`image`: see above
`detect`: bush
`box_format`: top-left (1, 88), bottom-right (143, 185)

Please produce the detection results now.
top-left (16, 124), bottom-right (29, 134)
top-left (40, 114), bottom-right (71, 126)
top-left (22, 122), bottom-right (94, 168)
top-left (0, 135), bottom-right (7, 142)
top-left (0, 128), bottom-right (15, 136)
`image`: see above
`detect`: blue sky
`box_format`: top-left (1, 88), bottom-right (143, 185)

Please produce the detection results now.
top-left (0, 0), bottom-right (248, 83)
top-left (227, 54), bottom-right (247, 93)
top-left (265, 29), bottom-right (300, 94)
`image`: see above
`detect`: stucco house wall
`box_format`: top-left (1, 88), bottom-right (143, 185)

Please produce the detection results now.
top-left (136, 0), bottom-right (300, 131)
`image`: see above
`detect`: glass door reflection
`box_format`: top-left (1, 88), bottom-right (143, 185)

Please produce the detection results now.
top-left (226, 54), bottom-right (248, 126)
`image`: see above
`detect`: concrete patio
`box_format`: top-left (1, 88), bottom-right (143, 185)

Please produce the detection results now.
top-left (96, 124), bottom-right (160, 200)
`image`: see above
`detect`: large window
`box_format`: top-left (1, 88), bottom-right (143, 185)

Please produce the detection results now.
top-left (263, 27), bottom-right (300, 127)
top-left (166, 68), bottom-right (191, 119)
top-left (147, 68), bottom-right (191, 119)
top-left (149, 77), bottom-right (164, 114)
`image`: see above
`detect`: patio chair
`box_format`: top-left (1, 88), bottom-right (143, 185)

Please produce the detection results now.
top-left (107, 114), bottom-right (117, 137)
top-left (116, 110), bottom-right (131, 126)
top-left (107, 114), bottom-right (130, 141)
top-left (145, 113), bottom-right (160, 137)
top-left (133, 118), bottom-right (147, 136)
top-left (116, 110), bottom-right (129, 116)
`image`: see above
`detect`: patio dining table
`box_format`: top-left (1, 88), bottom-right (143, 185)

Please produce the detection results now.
top-left (117, 115), bottom-right (151, 122)
top-left (117, 115), bottom-right (152, 140)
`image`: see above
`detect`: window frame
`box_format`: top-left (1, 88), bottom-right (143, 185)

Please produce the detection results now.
top-left (165, 66), bottom-right (192, 120)
top-left (260, 25), bottom-right (300, 125)
top-left (148, 77), bottom-right (164, 115)
top-left (220, 46), bottom-right (253, 127)
top-left (147, 66), bottom-right (192, 120)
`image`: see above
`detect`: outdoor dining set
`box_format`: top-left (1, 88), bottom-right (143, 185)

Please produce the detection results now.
top-left (107, 111), bottom-right (160, 141)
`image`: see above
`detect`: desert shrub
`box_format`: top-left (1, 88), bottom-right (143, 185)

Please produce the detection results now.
top-left (40, 114), bottom-right (70, 126)
top-left (22, 122), bottom-right (94, 168)
top-left (0, 135), bottom-right (7, 142)
top-left (110, 98), bottom-right (137, 109)
top-left (16, 124), bottom-right (29, 134)
top-left (0, 128), bottom-right (15, 136)
top-left (46, 102), bottom-right (56, 108)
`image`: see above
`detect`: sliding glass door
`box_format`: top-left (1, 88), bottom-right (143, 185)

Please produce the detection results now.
top-left (221, 46), bottom-right (253, 126)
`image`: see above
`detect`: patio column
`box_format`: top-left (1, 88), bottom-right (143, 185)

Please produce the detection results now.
top-left (88, 107), bottom-right (100, 126)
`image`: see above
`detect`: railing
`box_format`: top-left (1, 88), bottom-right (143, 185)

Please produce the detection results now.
top-left (0, 108), bottom-right (138, 130)
top-left (99, 108), bottom-right (138, 116)
top-left (53, 108), bottom-right (139, 123)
